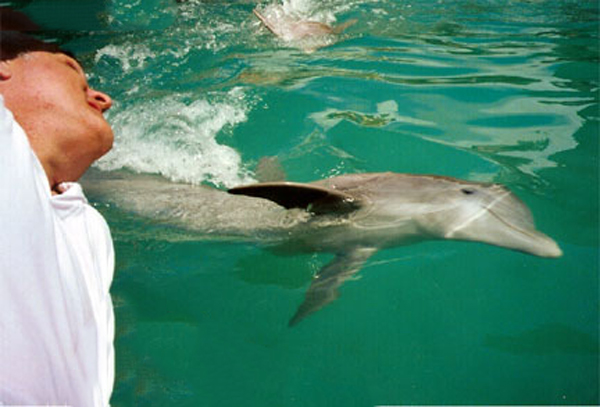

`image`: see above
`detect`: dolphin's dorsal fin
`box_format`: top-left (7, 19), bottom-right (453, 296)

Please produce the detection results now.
top-left (289, 247), bottom-right (377, 326)
top-left (228, 182), bottom-right (360, 215)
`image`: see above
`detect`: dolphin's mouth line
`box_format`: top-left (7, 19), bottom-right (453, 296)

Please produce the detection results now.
top-left (485, 191), bottom-right (544, 240)
top-left (445, 190), bottom-right (540, 240)
top-left (486, 206), bottom-right (541, 240)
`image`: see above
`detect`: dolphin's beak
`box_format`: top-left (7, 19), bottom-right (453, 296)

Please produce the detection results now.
top-left (493, 225), bottom-right (563, 258)
top-left (446, 190), bottom-right (563, 258)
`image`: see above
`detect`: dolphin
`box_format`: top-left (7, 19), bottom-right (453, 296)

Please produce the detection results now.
top-left (253, 6), bottom-right (357, 51)
top-left (82, 170), bottom-right (562, 325)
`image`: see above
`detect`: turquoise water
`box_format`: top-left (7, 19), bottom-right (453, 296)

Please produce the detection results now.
top-left (10, 0), bottom-right (599, 405)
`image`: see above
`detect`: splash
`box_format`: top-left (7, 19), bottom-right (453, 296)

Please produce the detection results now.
top-left (94, 43), bottom-right (154, 73)
top-left (97, 88), bottom-right (255, 188)
top-left (273, 0), bottom-right (338, 25)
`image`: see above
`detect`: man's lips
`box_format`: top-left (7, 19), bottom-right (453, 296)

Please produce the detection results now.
top-left (88, 101), bottom-right (103, 113)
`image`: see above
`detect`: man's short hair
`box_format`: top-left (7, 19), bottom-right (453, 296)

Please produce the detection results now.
top-left (0, 31), bottom-right (72, 62)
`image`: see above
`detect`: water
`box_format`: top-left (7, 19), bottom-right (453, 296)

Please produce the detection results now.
top-left (8, 0), bottom-right (599, 405)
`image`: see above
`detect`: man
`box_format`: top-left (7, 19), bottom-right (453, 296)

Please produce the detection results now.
top-left (0, 31), bottom-right (116, 405)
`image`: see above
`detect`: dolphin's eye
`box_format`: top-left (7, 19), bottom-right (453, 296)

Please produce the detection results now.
top-left (461, 188), bottom-right (476, 195)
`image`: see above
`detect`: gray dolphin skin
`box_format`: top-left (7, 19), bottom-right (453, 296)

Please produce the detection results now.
top-left (83, 171), bottom-right (562, 326)
top-left (252, 7), bottom-right (357, 48)
top-left (253, 8), bottom-right (335, 40)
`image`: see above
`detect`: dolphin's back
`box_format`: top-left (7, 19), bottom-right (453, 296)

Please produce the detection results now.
top-left (82, 170), bottom-right (299, 241)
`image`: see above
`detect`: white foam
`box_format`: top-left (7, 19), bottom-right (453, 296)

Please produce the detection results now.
top-left (97, 88), bottom-right (255, 188)
top-left (279, 0), bottom-right (337, 25)
top-left (94, 43), bottom-right (155, 73)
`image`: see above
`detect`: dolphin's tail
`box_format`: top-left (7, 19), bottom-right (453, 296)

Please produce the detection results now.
top-left (253, 8), bottom-right (278, 36)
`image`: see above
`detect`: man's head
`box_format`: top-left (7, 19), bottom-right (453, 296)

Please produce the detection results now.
top-left (0, 31), bottom-right (113, 190)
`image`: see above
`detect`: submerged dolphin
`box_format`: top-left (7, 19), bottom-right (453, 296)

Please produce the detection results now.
top-left (83, 171), bottom-right (562, 325)
top-left (253, 7), bottom-right (356, 51)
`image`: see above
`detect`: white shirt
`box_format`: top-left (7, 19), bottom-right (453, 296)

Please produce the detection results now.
top-left (0, 99), bottom-right (115, 406)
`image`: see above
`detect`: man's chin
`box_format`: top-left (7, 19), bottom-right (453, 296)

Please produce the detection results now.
top-left (94, 126), bottom-right (114, 158)
top-left (101, 136), bottom-right (114, 156)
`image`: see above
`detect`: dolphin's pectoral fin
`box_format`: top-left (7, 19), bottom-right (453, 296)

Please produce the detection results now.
top-left (228, 182), bottom-right (360, 215)
top-left (288, 247), bottom-right (377, 326)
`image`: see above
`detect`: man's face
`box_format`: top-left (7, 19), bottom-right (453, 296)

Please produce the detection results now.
top-left (1, 51), bottom-right (113, 183)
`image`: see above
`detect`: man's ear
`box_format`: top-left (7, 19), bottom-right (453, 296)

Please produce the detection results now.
top-left (0, 61), bottom-right (13, 81)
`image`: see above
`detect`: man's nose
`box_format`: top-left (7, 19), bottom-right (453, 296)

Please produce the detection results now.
top-left (89, 89), bottom-right (113, 112)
